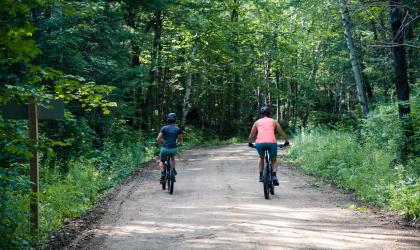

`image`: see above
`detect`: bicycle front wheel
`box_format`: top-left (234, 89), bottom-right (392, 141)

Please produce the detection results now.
top-left (263, 167), bottom-right (270, 199)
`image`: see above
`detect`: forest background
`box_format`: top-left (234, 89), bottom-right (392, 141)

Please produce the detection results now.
top-left (0, 0), bottom-right (418, 248)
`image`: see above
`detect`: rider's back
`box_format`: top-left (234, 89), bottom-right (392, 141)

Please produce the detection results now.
top-left (255, 117), bottom-right (276, 143)
top-left (160, 124), bottom-right (181, 148)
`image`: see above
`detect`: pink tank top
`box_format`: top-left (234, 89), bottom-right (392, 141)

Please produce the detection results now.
top-left (255, 117), bottom-right (277, 143)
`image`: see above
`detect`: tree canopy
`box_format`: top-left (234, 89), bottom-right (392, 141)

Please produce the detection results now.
top-left (0, 0), bottom-right (418, 248)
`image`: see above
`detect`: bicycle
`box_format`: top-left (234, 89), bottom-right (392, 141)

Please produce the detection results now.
top-left (150, 141), bottom-right (177, 195)
top-left (161, 155), bottom-right (176, 194)
top-left (249, 142), bottom-right (289, 199)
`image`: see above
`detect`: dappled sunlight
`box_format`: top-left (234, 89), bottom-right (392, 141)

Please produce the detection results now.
top-left (97, 198), bottom-right (420, 249)
top-left (184, 168), bottom-right (203, 171)
top-left (90, 145), bottom-right (420, 250)
top-left (102, 221), bottom-right (224, 236)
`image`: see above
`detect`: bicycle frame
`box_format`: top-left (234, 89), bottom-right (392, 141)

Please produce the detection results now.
top-left (249, 142), bottom-right (288, 199)
top-left (262, 149), bottom-right (274, 199)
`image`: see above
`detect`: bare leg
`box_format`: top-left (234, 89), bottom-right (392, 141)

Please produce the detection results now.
top-left (171, 156), bottom-right (176, 168)
top-left (271, 157), bottom-right (278, 172)
top-left (258, 157), bottom-right (264, 172)
top-left (159, 161), bottom-right (165, 172)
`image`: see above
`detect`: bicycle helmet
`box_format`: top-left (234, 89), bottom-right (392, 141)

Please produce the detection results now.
top-left (167, 113), bottom-right (176, 122)
top-left (260, 106), bottom-right (270, 116)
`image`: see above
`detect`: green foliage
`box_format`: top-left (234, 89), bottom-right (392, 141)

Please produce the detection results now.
top-left (182, 126), bottom-right (205, 148)
top-left (39, 122), bottom-right (146, 230)
top-left (390, 162), bottom-right (420, 221)
top-left (409, 83), bottom-right (420, 160)
top-left (290, 104), bottom-right (419, 221)
top-left (40, 163), bottom-right (101, 232)
top-left (360, 103), bottom-right (402, 155)
top-left (181, 126), bottom-right (244, 149)
top-left (0, 168), bottom-right (31, 249)
top-left (6, 123), bottom-right (150, 245)
top-left (1, 0), bottom-right (418, 246)
top-left (40, 113), bottom-right (97, 170)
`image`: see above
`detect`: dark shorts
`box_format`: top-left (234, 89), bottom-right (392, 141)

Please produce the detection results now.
top-left (160, 147), bottom-right (177, 161)
top-left (255, 143), bottom-right (277, 159)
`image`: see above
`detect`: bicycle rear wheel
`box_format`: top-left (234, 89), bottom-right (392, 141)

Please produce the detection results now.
top-left (162, 161), bottom-right (169, 190)
top-left (161, 169), bottom-right (166, 190)
top-left (168, 166), bottom-right (175, 194)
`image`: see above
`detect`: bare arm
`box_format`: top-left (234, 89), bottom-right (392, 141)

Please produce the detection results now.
top-left (178, 133), bottom-right (183, 145)
top-left (156, 132), bottom-right (164, 142)
top-left (274, 120), bottom-right (289, 142)
top-left (248, 122), bottom-right (258, 143)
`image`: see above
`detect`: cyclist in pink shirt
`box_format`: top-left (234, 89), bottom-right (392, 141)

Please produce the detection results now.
top-left (248, 106), bottom-right (289, 185)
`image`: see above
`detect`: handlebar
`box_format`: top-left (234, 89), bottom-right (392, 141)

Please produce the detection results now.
top-left (248, 142), bottom-right (290, 148)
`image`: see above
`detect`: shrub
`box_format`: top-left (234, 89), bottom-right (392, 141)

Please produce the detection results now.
top-left (290, 103), bottom-right (419, 220)
top-left (0, 168), bottom-right (31, 249)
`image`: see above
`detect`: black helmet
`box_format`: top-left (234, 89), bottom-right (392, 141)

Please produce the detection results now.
top-left (260, 106), bottom-right (270, 116)
top-left (167, 113), bottom-right (176, 122)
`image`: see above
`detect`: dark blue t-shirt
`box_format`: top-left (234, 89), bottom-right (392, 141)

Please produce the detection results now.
top-left (160, 124), bottom-right (182, 148)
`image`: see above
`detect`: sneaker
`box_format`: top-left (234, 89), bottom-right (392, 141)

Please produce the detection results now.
top-left (159, 176), bottom-right (165, 184)
top-left (272, 176), bottom-right (279, 186)
top-left (259, 175), bottom-right (263, 182)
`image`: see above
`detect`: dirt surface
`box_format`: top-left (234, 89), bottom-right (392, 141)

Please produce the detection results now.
top-left (59, 144), bottom-right (419, 249)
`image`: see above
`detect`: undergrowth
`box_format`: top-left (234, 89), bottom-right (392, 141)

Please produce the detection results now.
top-left (0, 121), bottom-right (239, 249)
top-left (289, 103), bottom-right (419, 222)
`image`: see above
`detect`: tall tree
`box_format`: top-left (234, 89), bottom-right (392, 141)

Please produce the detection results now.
top-left (339, 0), bottom-right (369, 116)
top-left (389, 0), bottom-right (413, 159)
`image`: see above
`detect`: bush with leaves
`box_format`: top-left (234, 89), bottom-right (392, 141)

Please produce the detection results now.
top-left (290, 103), bottom-right (419, 221)
top-left (0, 168), bottom-right (31, 249)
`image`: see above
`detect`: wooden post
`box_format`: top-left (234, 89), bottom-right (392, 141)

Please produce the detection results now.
top-left (28, 96), bottom-right (39, 236)
top-left (1, 98), bottom-right (64, 238)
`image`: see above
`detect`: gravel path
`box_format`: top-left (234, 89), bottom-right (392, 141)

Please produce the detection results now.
top-left (67, 144), bottom-right (419, 250)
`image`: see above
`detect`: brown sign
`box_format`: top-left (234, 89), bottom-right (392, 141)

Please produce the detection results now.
top-left (1, 100), bottom-right (64, 120)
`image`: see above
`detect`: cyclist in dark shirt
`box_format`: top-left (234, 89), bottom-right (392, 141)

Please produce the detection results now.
top-left (156, 113), bottom-right (183, 183)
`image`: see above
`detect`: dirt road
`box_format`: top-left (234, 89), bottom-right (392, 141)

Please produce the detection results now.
top-left (73, 144), bottom-right (419, 249)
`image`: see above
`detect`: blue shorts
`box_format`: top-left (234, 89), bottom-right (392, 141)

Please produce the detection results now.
top-left (160, 147), bottom-right (177, 161)
top-left (255, 143), bottom-right (277, 159)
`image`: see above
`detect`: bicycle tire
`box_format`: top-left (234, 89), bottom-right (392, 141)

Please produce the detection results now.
top-left (162, 179), bottom-right (166, 190)
top-left (162, 160), bottom-right (170, 190)
top-left (270, 184), bottom-right (275, 195)
top-left (263, 166), bottom-right (270, 199)
top-left (169, 166), bottom-right (175, 194)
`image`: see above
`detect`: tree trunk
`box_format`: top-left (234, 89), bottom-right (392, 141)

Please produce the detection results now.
top-left (123, 5), bottom-right (143, 129)
top-left (145, 9), bottom-right (163, 129)
top-left (231, 0), bottom-right (241, 127)
top-left (125, 8), bottom-right (140, 67)
top-left (286, 79), bottom-right (292, 125)
top-left (291, 80), bottom-right (298, 132)
top-left (389, 0), bottom-right (413, 159)
top-left (265, 58), bottom-right (272, 111)
top-left (373, 14), bottom-right (390, 101)
top-left (275, 70), bottom-right (280, 121)
top-left (360, 59), bottom-right (373, 100)
top-left (339, 0), bottom-right (369, 116)
top-left (405, 20), bottom-right (416, 86)
top-left (182, 70), bottom-right (192, 127)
